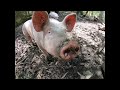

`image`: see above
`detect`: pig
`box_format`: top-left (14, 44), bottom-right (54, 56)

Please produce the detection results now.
top-left (22, 11), bottom-right (80, 61)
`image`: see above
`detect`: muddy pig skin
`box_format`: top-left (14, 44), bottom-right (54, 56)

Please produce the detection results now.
top-left (22, 11), bottom-right (80, 61)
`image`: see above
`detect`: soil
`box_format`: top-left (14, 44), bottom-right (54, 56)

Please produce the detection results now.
top-left (15, 11), bottom-right (105, 79)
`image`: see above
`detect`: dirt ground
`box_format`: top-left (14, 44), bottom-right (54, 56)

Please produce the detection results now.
top-left (15, 11), bottom-right (105, 79)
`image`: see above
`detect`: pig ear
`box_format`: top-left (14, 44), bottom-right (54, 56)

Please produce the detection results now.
top-left (32, 11), bottom-right (49, 32)
top-left (62, 13), bottom-right (76, 32)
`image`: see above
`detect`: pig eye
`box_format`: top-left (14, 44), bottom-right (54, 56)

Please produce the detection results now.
top-left (48, 31), bottom-right (51, 33)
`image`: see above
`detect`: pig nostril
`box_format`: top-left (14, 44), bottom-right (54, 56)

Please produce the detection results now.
top-left (65, 49), bottom-right (70, 53)
top-left (64, 48), bottom-right (70, 57)
top-left (75, 47), bottom-right (79, 52)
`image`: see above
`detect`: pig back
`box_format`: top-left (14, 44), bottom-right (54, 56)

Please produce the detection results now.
top-left (22, 20), bottom-right (34, 40)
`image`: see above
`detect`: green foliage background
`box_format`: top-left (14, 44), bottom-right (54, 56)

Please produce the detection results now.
top-left (15, 11), bottom-right (105, 28)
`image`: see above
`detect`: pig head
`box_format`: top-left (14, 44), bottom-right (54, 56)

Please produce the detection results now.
top-left (22, 11), bottom-right (80, 61)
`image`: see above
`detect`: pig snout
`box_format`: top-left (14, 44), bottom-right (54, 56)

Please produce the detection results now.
top-left (60, 41), bottom-right (80, 61)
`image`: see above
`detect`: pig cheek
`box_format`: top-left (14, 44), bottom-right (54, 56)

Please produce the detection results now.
top-left (44, 39), bottom-right (58, 57)
top-left (44, 32), bottom-right (67, 57)
top-left (46, 45), bottom-right (58, 57)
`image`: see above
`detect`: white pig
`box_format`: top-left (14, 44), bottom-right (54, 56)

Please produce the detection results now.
top-left (22, 11), bottom-right (80, 61)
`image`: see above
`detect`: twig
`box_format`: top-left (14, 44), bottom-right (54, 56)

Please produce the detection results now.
top-left (82, 11), bottom-right (88, 17)
top-left (77, 72), bottom-right (82, 76)
top-left (77, 72), bottom-right (85, 79)
top-left (61, 72), bottom-right (68, 79)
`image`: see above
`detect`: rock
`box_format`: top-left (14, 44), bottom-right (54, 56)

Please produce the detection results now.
top-left (49, 11), bottom-right (59, 20)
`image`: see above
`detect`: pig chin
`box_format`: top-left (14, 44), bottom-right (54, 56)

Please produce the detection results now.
top-left (59, 41), bottom-right (80, 61)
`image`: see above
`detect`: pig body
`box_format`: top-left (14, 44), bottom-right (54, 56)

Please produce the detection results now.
top-left (22, 11), bottom-right (80, 61)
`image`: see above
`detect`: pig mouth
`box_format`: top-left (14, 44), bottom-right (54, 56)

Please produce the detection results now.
top-left (60, 41), bottom-right (80, 61)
